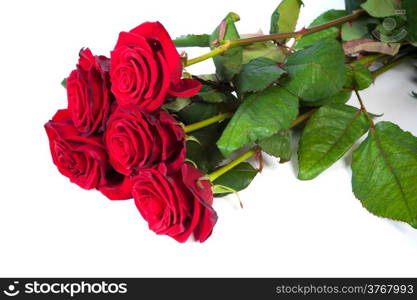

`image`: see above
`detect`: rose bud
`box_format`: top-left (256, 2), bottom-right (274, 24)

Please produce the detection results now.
top-left (110, 22), bottom-right (202, 111)
top-left (104, 104), bottom-right (185, 176)
top-left (132, 163), bottom-right (217, 243)
top-left (45, 109), bottom-right (131, 200)
top-left (66, 48), bottom-right (112, 136)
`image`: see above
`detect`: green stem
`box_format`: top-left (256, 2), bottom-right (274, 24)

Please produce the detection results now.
top-left (354, 89), bottom-right (375, 130)
top-left (187, 42), bottom-right (232, 66)
top-left (372, 55), bottom-right (414, 79)
top-left (186, 9), bottom-right (365, 67)
top-left (208, 147), bottom-right (259, 182)
top-left (184, 112), bottom-right (232, 133)
top-left (290, 109), bottom-right (317, 127)
top-left (356, 54), bottom-right (386, 67)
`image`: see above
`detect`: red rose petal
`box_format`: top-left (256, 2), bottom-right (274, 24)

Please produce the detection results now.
top-left (115, 31), bottom-right (153, 53)
top-left (168, 78), bottom-right (202, 98)
top-left (99, 172), bottom-right (132, 200)
top-left (129, 22), bottom-right (182, 81)
top-left (181, 164), bottom-right (217, 242)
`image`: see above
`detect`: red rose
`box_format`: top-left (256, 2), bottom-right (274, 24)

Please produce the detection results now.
top-left (98, 172), bottom-right (132, 201)
top-left (110, 22), bottom-right (201, 111)
top-left (45, 109), bottom-right (131, 200)
top-left (105, 104), bottom-right (185, 176)
top-left (67, 48), bottom-right (112, 136)
top-left (132, 163), bottom-right (217, 243)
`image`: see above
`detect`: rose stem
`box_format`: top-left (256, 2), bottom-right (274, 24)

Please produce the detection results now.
top-left (207, 109), bottom-right (317, 182)
top-left (356, 54), bottom-right (386, 67)
top-left (289, 109), bottom-right (316, 127)
top-left (183, 112), bottom-right (233, 133)
top-left (186, 9), bottom-right (365, 66)
top-left (354, 89), bottom-right (375, 130)
top-left (208, 147), bottom-right (259, 182)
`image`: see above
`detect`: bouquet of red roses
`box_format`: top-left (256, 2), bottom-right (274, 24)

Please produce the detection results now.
top-left (46, 0), bottom-right (417, 243)
top-left (45, 22), bottom-right (216, 242)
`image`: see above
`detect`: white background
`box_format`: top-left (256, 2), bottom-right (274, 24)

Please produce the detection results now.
top-left (1, 0), bottom-right (417, 277)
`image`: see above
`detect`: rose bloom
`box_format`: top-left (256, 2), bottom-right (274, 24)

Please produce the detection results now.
top-left (132, 163), bottom-right (217, 242)
top-left (110, 22), bottom-right (201, 111)
top-left (105, 104), bottom-right (185, 176)
top-left (66, 48), bottom-right (112, 136)
top-left (45, 109), bottom-right (131, 200)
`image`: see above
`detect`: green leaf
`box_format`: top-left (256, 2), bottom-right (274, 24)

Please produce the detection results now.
top-left (178, 102), bottom-right (224, 124)
top-left (295, 10), bottom-right (348, 49)
top-left (344, 62), bottom-right (373, 90)
top-left (342, 22), bottom-right (369, 42)
top-left (302, 89), bottom-right (352, 107)
top-left (210, 12), bottom-right (242, 81)
top-left (361, 0), bottom-right (400, 18)
top-left (352, 121), bottom-right (417, 228)
top-left (213, 162), bottom-right (258, 193)
top-left (212, 185), bottom-right (238, 195)
top-left (217, 86), bottom-right (299, 157)
top-left (193, 85), bottom-right (233, 103)
top-left (186, 123), bottom-right (225, 173)
top-left (257, 129), bottom-right (292, 162)
top-left (298, 104), bottom-right (370, 180)
top-left (270, 0), bottom-right (303, 35)
top-left (173, 34), bottom-right (210, 47)
top-left (61, 78), bottom-right (66, 88)
top-left (403, 0), bottom-right (417, 43)
top-left (242, 40), bottom-right (286, 64)
top-left (163, 97), bottom-right (191, 112)
top-left (235, 57), bottom-right (286, 94)
top-left (282, 38), bottom-right (346, 102)
top-left (341, 17), bottom-right (379, 41)
top-left (345, 0), bottom-right (366, 13)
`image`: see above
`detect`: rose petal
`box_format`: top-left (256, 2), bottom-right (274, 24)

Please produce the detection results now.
top-left (99, 172), bottom-right (132, 200)
top-left (168, 78), bottom-right (202, 98)
top-left (181, 164), bottom-right (217, 242)
top-left (78, 48), bottom-right (95, 71)
top-left (129, 22), bottom-right (182, 81)
top-left (45, 110), bottom-right (111, 191)
top-left (51, 109), bottom-right (72, 123)
top-left (115, 32), bottom-right (153, 54)
top-left (193, 204), bottom-right (217, 242)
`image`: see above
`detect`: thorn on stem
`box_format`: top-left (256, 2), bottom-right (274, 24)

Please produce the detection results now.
top-left (299, 26), bottom-right (308, 33)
